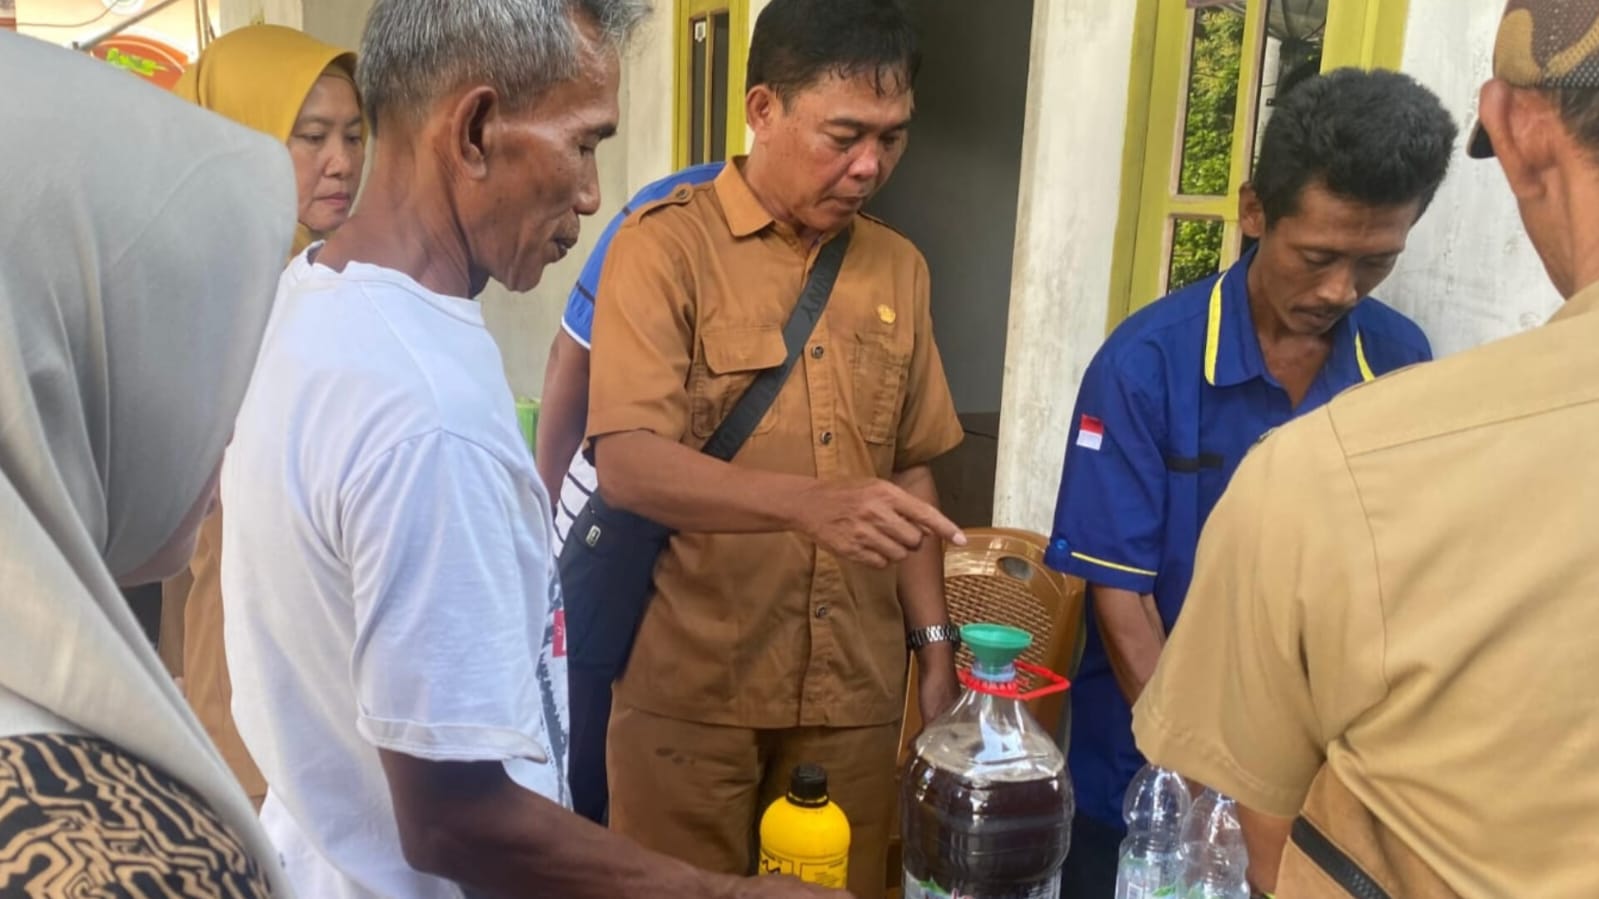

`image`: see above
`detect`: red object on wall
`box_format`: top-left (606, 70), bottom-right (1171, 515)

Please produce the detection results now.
top-left (91, 34), bottom-right (188, 90)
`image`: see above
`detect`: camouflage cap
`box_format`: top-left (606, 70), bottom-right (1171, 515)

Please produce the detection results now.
top-left (1471, 0), bottom-right (1599, 157)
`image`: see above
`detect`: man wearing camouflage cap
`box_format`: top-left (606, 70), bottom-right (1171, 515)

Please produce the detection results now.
top-left (1128, 1), bottom-right (1599, 896)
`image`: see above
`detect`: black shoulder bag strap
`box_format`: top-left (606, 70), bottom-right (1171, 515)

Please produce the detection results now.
top-left (561, 225), bottom-right (853, 824)
top-left (699, 225), bottom-right (852, 459)
top-left (562, 225), bottom-right (853, 671)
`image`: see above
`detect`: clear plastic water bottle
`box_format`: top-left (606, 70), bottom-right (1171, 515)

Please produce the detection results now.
top-left (1178, 789), bottom-right (1249, 899)
top-left (1114, 764), bottom-right (1190, 899)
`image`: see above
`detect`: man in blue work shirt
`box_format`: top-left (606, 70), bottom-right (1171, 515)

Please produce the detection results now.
top-left (1048, 68), bottom-right (1457, 893)
top-left (535, 162), bottom-right (724, 824)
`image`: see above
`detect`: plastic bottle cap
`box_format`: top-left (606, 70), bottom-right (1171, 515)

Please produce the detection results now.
top-left (787, 764), bottom-right (829, 808)
top-left (961, 623), bottom-right (1032, 675)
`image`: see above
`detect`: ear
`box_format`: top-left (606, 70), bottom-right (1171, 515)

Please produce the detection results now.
top-left (745, 84), bottom-right (781, 142)
top-left (446, 86), bottom-right (499, 179)
top-left (1238, 183), bottom-right (1267, 239)
top-left (1481, 78), bottom-right (1557, 202)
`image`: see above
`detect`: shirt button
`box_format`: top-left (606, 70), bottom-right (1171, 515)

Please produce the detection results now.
top-left (811, 345), bottom-right (825, 359)
top-left (815, 605), bottom-right (830, 619)
top-left (820, 431), bottom-right (834, 446)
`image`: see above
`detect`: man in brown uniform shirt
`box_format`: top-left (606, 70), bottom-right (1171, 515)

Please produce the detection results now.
top-left (1134, 2), bottom-right (1599, 896)
top-left (587, 1), bottom-right (965, 894)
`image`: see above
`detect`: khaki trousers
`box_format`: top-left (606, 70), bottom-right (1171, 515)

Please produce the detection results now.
top-left (608, 697), bottom-right (901, 899)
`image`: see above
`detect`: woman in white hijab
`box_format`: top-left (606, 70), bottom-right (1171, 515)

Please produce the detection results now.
top-left (0, 33), bottom-right (297, 895)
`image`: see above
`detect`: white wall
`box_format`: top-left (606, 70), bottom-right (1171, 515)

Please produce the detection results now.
top-left (992, 0), bottom-right (1141, 533)
top-left (219, 0), bottom-right (299, 30)
top-left (1379, 0), bottom-right (1562, 354)
top-left (617, 7), bottom-right (677, 198)
top-left (300, 0), bottom-right (366, 48)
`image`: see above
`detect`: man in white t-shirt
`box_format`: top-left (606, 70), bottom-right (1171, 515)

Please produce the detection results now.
top-left (221, 2), bottom-right (840, 898)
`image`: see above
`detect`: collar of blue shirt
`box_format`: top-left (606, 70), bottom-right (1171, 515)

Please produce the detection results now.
top-left (1203, 245), bottom-right (1376, 390)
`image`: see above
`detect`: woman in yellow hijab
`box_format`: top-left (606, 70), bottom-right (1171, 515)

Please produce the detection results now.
top-left (164, 24), bottom-right (365, 807)
top-left (175, 24), bottom-right (364, 255)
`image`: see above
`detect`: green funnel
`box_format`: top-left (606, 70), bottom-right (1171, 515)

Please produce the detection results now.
top-left (961, 623), bottom-right (1032, 680)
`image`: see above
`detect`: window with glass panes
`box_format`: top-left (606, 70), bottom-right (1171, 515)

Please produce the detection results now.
top-left (1107, 0), bottom-right (1411, 329)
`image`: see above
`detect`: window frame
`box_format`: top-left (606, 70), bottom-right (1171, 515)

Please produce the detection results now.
top-left (673, 0), bottom-right (751, 168)
top-left (1105, 0), bottom-right (1413, 331)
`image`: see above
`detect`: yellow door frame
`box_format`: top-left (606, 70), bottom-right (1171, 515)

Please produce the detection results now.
top-left (1323, 0), bottom-right (1411, 73)
top-left (673, 0), bottom-right (750, 169)
top-left (1105, 0), bottom-right (1412, 332)
top-left (1123, 0), bottom-right (1269, 331)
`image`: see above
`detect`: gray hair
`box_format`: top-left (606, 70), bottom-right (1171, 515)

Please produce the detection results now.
top-left (357, 0), bottom-right (650, 133)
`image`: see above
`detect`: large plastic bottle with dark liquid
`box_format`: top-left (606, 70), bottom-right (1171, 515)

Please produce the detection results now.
top-left (900, 623), bottom-right (1074, 899)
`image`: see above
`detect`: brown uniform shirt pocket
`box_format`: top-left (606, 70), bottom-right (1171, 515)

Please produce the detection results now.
top-left (850, 333), bottom-right (910, 445)
top-left (691, 324), bottom-right (787, 439)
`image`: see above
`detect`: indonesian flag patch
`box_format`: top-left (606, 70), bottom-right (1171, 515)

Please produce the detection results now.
top-left (1076, 414), bottom-right (1104, 451)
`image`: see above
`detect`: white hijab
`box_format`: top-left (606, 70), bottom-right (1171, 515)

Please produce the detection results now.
top-left (0, 32), bottom-right (296, 894)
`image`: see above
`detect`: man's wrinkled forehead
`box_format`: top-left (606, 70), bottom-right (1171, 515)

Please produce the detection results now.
top-left (509, 40), bottom-right (621, 129)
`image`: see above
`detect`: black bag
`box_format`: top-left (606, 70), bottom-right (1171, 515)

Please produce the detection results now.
top-left (560, 227), bottom-right (851, 679)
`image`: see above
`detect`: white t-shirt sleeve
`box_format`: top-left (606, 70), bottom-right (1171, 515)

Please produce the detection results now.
top-left (338, 429), bottom-right (551, 764)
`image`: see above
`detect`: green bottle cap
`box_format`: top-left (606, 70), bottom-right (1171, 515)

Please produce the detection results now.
top-left (961, 623), bottom-right (1032, 680)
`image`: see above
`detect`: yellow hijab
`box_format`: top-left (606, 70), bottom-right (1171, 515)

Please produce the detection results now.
top-left (175, 25), bottom-right (359, 253)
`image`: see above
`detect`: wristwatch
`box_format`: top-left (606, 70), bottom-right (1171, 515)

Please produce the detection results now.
top-left (906, 624), bottom-right (962, 652)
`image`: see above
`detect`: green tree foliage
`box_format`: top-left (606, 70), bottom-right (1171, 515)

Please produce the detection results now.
top-left (1170, 8), bottom-right (1243, 290)
top-left (1178, 9), bottom-right (1243, 197)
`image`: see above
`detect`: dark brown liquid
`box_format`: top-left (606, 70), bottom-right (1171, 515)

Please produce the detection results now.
top-left (901, 756), bottom-right (1073, 898)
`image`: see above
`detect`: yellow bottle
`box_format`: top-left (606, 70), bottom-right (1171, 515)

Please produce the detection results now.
top-left (758, 763), bottom-right (851, 889)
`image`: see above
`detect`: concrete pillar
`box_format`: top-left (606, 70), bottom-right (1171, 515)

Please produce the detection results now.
top-left (992, 0), bottom-right (1142, 533)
